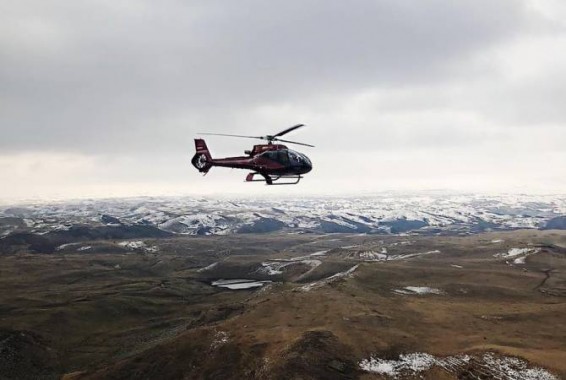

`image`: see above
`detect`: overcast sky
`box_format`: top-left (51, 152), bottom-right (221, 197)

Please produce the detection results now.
top-left (1, 0), bottom-right (565, 201)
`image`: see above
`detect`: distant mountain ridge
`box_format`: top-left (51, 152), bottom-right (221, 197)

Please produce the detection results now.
top-left (1, 195), bottom-right (565, 241)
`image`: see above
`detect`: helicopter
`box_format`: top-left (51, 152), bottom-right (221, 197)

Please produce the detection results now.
top-left (191, 124), bottom-right (313, 185)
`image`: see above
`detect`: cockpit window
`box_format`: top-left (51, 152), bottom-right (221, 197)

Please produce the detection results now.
top-left (288, 151), bottom-right (300, 165)
top-left (276, 150), bottom-right (289, 165)
top-left (263, 149), bottom-right (310, 167)
top-left (300, 153), bottom-right (311, 166)
top-left (288, 150), bottom-right (310, 166)
top-left (262, 150), bottom-right (289, 165)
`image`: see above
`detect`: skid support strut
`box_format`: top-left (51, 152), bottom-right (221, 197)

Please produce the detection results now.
top-left (245, 172), bottom-right (302, 185)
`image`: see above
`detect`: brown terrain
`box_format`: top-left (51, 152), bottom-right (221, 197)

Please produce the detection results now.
top-left (0, 230), bottom-right (565, 379)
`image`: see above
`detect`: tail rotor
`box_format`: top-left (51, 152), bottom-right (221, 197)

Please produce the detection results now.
top-left (191, 139), bottom-right (213, 173)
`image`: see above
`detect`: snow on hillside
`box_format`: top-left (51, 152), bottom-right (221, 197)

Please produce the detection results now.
top-left (118, 241), bottom-right (158, 253)
top-left (393, 286), bottom-right (444, 295)
top-left (1, 194), bottom-right (565, 236)
top-left (359, 352), bottom-right (558, 379)
top-left (494, 247), bottom-right (541, 265)
top-left (300, 264), bottom-right (359, 291)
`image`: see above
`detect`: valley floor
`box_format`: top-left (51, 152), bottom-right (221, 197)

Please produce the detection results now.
top-left (0, 230), bottom-right (565, 379)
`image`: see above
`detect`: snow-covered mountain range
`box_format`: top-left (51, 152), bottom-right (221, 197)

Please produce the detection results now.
top-left (1, 193), bottom-right (565, 238)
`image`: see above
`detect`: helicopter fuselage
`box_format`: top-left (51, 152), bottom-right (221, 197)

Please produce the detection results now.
top-left (191, 140), bottom-right (312, 185)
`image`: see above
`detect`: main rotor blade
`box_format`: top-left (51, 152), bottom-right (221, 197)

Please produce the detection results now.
top-left (273, 124), bottom-right (305, 137)
top-left (198, 133), bottom-right (263, 140)
top-left (275, 138), bottom-right (315, 147)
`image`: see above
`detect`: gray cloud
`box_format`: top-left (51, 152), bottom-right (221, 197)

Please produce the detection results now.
top-left (1, 0), bottom-right (536, 153)
top-left (0, 0), bottom-right (565, 198)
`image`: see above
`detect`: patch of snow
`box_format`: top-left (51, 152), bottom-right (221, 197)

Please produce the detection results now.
top-left (77, 246), bottom-right (92, 251)
top-left (392, 289), bottom-right (414, 295)
top-left (482, 353), bottom-right (558, 380)
top-left (210, 331), bottom-right (229, 349)
top-left (301, 259), bottom-right (322, 268)
top-left (359, 353), bottom-right (438, 377)
top-left (514, 256), bottom-right (526, 264)
top-left (296, 220), bottom-right (319, 229)
top-left (321, 216), bottom-right (358, 229)
top-left (401, 353), bottom-right (438, 372)
top-left (197, 262), bottom-right (218, 272)
top-left (258, 262), bottom-right (285, 276)
top-left (359, 352), bottom-right (557, 380)
top-left (300, 264), bottom-right (359, 291)
top-left (326, 264), bottom-right (358, 281)
top-left (507, 248), bottom-right (535, 257)
top-left (389, 241), bottom-right (413, 246)
top-left (495, 247), bottom-right (540, 265)
top-left (491, 239), bottom-right (504, 243)
top-left (211, 279), bottom-right (271, 290)
top-left (118, 240), bottom-right (158, 253)
top-left (259, 259), bottom-right (322, 276)
top-left (56, 242), bottom-right (80, 251)
top-left (221, 282), bottom-right (265, 290)
top-left (481, 315), bottom-right (503, 320)
top-left (359, 251), bottom-right (388, 261)
top-left (450, 264), bottom-right (464, 269)
top-left (388, 250), bottom-right (441, 261)
top-left (495, 248), bottom-right (539, 258)
top-left (360, 359), bottom-right (396, 376)
top-left (118, 240), bottom-right (145, 249)
top-left (394, 286), bottom-right (444, 295)
top-left (356, 249), bottom-right (441, 262)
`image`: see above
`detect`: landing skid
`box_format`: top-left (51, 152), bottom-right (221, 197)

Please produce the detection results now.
top-left (245, 172), bottom-right (303, 185)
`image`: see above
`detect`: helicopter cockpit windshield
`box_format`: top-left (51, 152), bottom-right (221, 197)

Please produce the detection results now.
top-left (288, 150), bottom-right (311, 167)
top-left (260, 149), bottom-right (311, 172)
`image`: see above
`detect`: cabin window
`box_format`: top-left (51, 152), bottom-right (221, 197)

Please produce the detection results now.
top-left (276, 151), bottom-right (289, 165)
top-left (262, 150), bottom-right (289, 165)
top-left (288, 151), bottom-right (302, 165)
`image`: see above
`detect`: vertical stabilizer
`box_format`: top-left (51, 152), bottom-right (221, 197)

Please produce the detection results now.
top-left (191, 139), bottom-right (213, 173)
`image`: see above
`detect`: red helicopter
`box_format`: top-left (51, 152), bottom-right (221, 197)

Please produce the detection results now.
top-left (191, 124), bottom-right (313, 185)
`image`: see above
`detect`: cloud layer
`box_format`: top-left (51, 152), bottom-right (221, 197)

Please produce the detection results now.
top-left (1, 0), bottom-right (565, 199)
